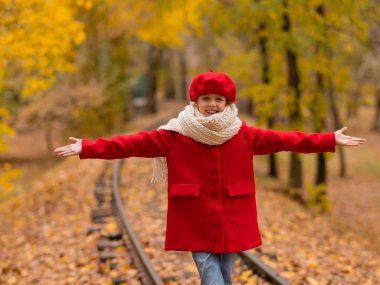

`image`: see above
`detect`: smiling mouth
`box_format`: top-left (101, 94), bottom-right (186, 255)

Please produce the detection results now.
top-left (206, 110), bottom-right (218, 115)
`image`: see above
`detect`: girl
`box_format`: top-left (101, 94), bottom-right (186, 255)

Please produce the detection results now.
top-left (55, 71), bottom-right (365, 285)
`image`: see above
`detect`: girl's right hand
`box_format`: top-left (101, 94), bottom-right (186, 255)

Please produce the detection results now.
top-left (54, 137), bottom-right (82, 156)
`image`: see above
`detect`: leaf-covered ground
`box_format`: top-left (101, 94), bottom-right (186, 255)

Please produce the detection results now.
top-left (0, 101), bottom-right (186, 285)
top-left (0, 158), bottom-right (107, 284)
top-left (1, 104), bottom-right (380, 284)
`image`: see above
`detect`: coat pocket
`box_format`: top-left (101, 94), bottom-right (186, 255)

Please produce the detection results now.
top-left (169, 184), bottom-right (200, 197)
top-left (227, 182), bottom-right (255, 197)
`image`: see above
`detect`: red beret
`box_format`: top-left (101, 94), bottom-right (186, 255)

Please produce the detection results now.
top-left (189, 70), bottom-right (236, 102)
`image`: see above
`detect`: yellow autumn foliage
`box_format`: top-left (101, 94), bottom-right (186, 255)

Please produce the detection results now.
top-left (0, 108), bottom-right (18, 200)
top-left (0, 108), bottom-right (14, 153)
top-left (106, 0), bottom-right (207, 48)
top-left (0, 163), bottom-right (22, 200)
top-left (0, 0), bottom-right (85, 197)
top-left (0, 0), bottom-right (85, 96)
top-left (207, 0), bottom-right (373, 129)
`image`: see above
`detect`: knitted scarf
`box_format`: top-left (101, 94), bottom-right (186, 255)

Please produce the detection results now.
top-left (151, 103), bottom-right (242, 183)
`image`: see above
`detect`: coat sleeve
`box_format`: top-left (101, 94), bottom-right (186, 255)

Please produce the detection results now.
top-left (79, 130), bottom-right (176, 159)
top-left (243, 124), bottom-right (336, 155)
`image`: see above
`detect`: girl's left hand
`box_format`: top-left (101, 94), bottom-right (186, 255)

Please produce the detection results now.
top-left (335, 127), bottom-right (366, 146)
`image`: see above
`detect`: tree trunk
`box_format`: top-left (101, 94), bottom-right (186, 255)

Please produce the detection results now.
top-left (164, 75), bottom-right (175, 100)
top-left (283, 1), bottom-right (303, 194)
top-left (287, 52), bottom-right (303, 193)
top-left (314, 72), bottom-right (327, 185)
top-left (268, 118), bottom-right (278, 178)
top-left (347, 89), bottom-right (360, 118)
top-left (163, 49), bottom-right (175, 100)
top-left (314, 5), bottom-right (327, 187)
top-left (146, 45), bottom-right (162, 114)
top-left (258, 23), bottom-right (278, 178)
top-left (179, 50), bottom-right (188, 101)
top-left (371, 88), bottom-right (380, 131)
top-left (315, 153), bottom-right (326, 184)
top-left (82, 9), bottom-right (100, 82)
top-left (246, 99), bottom-right (254, 116)
top-left (327, 77), bottom-right (346, 177)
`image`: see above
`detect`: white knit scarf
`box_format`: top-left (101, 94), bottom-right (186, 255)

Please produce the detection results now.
top-left (151, 103), bottom-right (242, 183)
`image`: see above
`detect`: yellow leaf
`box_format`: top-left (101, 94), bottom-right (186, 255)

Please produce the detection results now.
top-left (306, 277), bottom-right (320, 285)
top-left (6, 277), bottom-right (18, 285)
top-left (306, 259), bottom-right (319, 268)
top-left (116, 246), bottom-right (126, 252)
top-left (60, 255), bottom-right (70, 264)
top-left (280, 271), bottom-right (296, 278)
top-left (341, 265), bottom-right (354, 274)
top-left (240, 269), bottom-right (252, 280)
top-left (245, 275), bottom-right (258, 285)
top-left (120, 265), bottom-right (131, 271)
top-left (104, 221), bottom-right (118, 234)
top-left (77, 257), bottom-right (87, 266)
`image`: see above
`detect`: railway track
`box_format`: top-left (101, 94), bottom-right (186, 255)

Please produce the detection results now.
top-left (111, 160), bottom-right (164, 285)
top-left (91, 158), bottom-right (292, 285)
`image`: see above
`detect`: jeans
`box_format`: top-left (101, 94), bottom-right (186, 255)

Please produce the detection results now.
top-left (191, 252), bottom-right (237, 285)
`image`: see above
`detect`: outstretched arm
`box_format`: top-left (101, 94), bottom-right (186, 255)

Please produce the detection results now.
top-left (54, 130), bottom-right (176, 159)
top-left (245, 123), bottom-right (365, 155)
top-left (334, 127), bottom-right (366, 147)
top-left (54, 137), bottom-right (82, 156)
top-left (246, 125), bottom-right (336, 155)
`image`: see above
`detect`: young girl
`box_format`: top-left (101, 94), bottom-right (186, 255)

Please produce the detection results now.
top-left (55, 71), bottom-right (365, 285)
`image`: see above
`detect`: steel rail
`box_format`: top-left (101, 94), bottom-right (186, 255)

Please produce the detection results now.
top-left (239, 251), bottom-right (292, 285)
top-left (111, 159), bottom-right (164, 285)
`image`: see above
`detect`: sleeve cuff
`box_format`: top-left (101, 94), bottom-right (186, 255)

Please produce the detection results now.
top-left (322, 132), bottom-right (336, 152)
top-left (79, 138), bottom-right (93, 159)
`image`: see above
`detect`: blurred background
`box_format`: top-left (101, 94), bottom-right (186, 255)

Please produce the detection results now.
top-left (1, 0), bottom-right (380, 283)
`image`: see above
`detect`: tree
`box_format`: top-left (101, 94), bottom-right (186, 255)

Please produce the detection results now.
top-left (206, 0), bottom-right (374, 205)
top-left (368, 26), bottom-right (380, 131)
top-left (0, 0), bottom-right (84, 198)
top-left (111, 0), bottom-right (206, 113)
top-left (282, 0), bottom-right (304, 198)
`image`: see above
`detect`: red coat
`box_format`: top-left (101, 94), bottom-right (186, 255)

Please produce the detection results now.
top-left (80, 122), bottom-right (336, 253)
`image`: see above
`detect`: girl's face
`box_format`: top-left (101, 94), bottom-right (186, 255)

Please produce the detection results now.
top-left (196, 94), bottom-right (227, 117)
